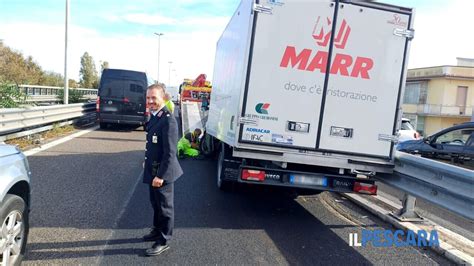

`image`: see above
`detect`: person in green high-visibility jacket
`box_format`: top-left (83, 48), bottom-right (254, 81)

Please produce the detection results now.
top-left (164, 92), bottom-right (175, 114)
top-left (177, 128), bottom-right (201, 158)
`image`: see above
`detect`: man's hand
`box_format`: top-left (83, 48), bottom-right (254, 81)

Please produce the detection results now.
top-left (152, 177), bottom-right (164, 188)
top-left (191, 142), bottom-right (199, 149)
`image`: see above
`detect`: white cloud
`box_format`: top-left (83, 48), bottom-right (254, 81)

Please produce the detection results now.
top-left (179, 16), bottom-right (230, 29)
top-left (0, 22), bottom-right (77, 76)
top-left (0, 19), bottom-right (227, 86)
top-left (406, 0), bottom-right (474, 68)
top-left (119, 12), bottom-right (228, 30)
top-left (123, 13), bottom-right (177, 26)
top-left (101, 14), bottom-right (121, 23)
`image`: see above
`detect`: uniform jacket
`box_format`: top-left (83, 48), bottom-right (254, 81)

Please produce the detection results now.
top-left (143, 106), bottom-right (183, 184)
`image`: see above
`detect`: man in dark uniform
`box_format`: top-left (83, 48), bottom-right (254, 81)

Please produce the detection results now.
top-left (142, 83), bottom-right (183, 256)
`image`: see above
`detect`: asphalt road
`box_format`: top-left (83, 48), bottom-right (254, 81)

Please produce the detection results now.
top-left (23, 125), bottom-right (452, 265)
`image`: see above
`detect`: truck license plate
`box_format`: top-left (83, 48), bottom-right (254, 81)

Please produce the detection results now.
top-left (103, 106), bottom-right (118, 112)
top-left (290, 174), bottom-right (327, 187)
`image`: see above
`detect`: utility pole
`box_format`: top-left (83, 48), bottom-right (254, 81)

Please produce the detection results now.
top-left (64, 0), bottom-right (69, 104)
top-left (154, 32), bottom-right (164, 83)
top-left (168, 61), bottom-right (173, 86)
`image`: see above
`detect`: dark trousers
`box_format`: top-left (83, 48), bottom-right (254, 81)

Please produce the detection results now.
top-left (149, 182), bottom-right (174, 245)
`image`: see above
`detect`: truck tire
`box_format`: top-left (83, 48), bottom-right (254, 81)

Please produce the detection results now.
top-left (0, 194), bottom-right (28, 266)
top-left (217, 143), bottom-right (232, 191)
top-left (200, 132), bottom-right (217, 158)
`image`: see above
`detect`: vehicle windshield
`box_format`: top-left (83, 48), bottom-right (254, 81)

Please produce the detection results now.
top-left (401, 120), bottom-right (415, 130)
top-left (435, 128), bottom-right (473, 145)
top-left (99, 78), bottom-right (125, 98)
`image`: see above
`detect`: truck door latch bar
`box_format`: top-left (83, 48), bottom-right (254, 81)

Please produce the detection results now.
top-left (393, 28), bottom-right (415, 40)
top-left (253, 4), bottom-right (273, 14)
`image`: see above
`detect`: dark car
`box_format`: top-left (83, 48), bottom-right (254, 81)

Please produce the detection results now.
top-left (97, 69), bottom-right (150, 129)
top-left (397, 122), bottom-right (474, 165)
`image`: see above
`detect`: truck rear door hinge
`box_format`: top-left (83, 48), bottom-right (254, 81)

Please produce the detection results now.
top-left (378, 134), bottom-right (399, 143)
top-left (393, 28), bottom-right (415, 40)
top-left (253, 4), bottom-right (273, 14)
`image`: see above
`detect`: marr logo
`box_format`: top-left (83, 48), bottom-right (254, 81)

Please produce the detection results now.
top-left (312, 17), bottom-right (351, 49)
top-left (255, 103), bottom-right (270, 115)
top-left (280, 16), bottom-right (374, 79)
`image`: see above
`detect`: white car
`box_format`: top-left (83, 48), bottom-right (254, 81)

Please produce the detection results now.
top-left (0, 144), bottom-right (31, 265)
top-left (398, 118), bottom-right (421, 143)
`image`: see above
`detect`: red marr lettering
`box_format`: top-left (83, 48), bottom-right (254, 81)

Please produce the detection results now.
top-left (279, 46), bottom-right (312, 70)
top-left (330, 53), bottom-right (352, 76)
top-left (280, 46), bottom-right (374, 79)
top-left (351, 57), bottom-right (373, 79)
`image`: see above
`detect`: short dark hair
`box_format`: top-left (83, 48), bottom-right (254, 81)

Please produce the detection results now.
top-left (148, 83), bottom-right (165, 97)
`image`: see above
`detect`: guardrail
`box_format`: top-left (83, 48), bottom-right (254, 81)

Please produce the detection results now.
top-left (15, 84), bottom-right (98, 103)
top-left (377, 151), bottom-right (473, 221)
top-left (0, 103), bottom-right (96, 135)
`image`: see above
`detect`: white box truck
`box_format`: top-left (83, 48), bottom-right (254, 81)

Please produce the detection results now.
top-left (205, 0), bottom-right (415, 193)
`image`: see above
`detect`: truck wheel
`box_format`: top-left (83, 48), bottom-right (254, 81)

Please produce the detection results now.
top-left (217, 143), bottom-right (231, 191)
top-left (200, 132), bottom-right (216, 157)
top-left (0, 194), bottom-right (28, 266)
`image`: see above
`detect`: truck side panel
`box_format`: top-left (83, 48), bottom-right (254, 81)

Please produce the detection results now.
top-left (207, 0), bottom-right (254, 145)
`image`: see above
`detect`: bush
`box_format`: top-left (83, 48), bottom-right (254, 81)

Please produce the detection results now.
top-left (57, 89), bottom-right (86, 104)
top-left (0, 83), bottom-right (26, 108)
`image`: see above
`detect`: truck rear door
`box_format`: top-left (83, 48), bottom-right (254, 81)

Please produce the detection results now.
top-left (239, 1), bottom-right (334, 149)
top-left (239, 0), bottom-right (411, 159)
top-left (99, 78), bottom-right (125, 116)
top-left (317, 2), bottom-right (412, 158)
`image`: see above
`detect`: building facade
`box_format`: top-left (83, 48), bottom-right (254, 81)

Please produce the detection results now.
top-left (402, 58), bottom-right (474, 136)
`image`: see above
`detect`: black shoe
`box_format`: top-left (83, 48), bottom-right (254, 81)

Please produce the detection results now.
top-left (143, 229), bottom-right (161, 242)
top-left (145, 243), bottom-right (169, 256)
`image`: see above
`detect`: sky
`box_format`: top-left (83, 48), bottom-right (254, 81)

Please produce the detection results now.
top-left (0, 0), bottom-right (473, 86)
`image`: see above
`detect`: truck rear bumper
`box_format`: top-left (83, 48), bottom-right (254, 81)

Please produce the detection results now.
top-left (99, 114), bottom-right (145, 125)
top-left (224, 163), bottom-right (377, 195)
top-left (233, 147), bottom-right (394, 174)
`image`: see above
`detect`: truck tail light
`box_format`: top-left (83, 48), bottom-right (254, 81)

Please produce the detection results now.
top-left (123, 97), bottom-right (130, 103)
top-left (96, 96), bottom-right (100, 112)
top-left (353, 182), bottom-right (377, 195)
top-left (242, 169), bottom-right (265, 181)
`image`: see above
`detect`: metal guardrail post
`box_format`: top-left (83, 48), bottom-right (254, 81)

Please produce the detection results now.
top-left (377, 151), bottom-right (474, 221)
top-left (391, 193), bottom-right (424, 222)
